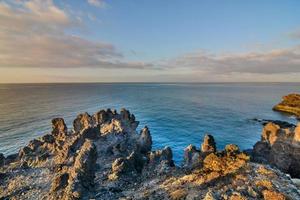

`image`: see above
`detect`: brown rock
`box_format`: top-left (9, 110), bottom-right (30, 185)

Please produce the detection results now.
top-left (50, 172), bottom-right (69, 192)
top-left (262, 190), bottom-right (286, 200)
top-left (201, 134), bottom-right (216, 153)
top-left (51, 118), bottom-right (67, 139)
top-left (73, 112), bottom-right (93, 133)
top-left (273, 93), bottom-right (300, 117)
top-left (253, 122), bottom-right (300, 177)
top-left (293, 123), bottom-right (300, 142)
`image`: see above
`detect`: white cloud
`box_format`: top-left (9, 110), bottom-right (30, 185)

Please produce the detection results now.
top-left (0, 0), bottom-right (151, 69)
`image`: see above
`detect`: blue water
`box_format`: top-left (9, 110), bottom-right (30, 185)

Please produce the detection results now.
top-left (0, 83), bottom-right (299, 163)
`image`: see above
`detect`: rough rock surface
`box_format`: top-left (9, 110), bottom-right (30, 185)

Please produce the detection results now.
top-left (253, 121), bottom-right (300, 178)
top-left (1, 109), bottom-right (300, 200)
top-left (273, 93), bottom-right (300, 117)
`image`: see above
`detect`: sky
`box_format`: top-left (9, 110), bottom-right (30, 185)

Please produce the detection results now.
top-left (0, 0), bottom-right (300, 83)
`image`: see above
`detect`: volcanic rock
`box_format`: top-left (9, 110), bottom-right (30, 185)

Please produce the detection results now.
top-left (273, 93), bottom-right (300, 117)
top-left (138, 126), bottom-right (152, 154)
top-left (253, 122), bottom-right (300, 178)
top-left (201, 134), bottom-right (216, 153)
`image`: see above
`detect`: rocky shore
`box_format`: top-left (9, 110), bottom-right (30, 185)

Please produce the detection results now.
top-left (1, 108), bottom-right (300, 200)
top-left (273, 93), bottom-right (300, 118)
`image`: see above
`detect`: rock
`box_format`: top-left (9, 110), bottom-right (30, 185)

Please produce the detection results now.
top-left (120, 108), bottom-right (131, 121)
top-left (109, 157), bottom-right (132, 180)
top-left (19, 146), bottom-right (32, 158)
top-left (273, 93), bottom-right (300, 117)
top-left (51, 118), bottom-right (67, 139)
top-left (138, 126), bottom-right (152, 154)
top-left (73, 112), bottom-right (93, 133)
top-left (28, 139), bottom-right (43, 151)
top-left (64, 139), bottom-right (97, 199)
top-left (183, 144), bottom-right (201, 168)
top-left (253, 122), bottom-right (300, 178)
top-left (50, 173), bottom-right (69, 192)
top-left (251, 118), bottom-right (295, 128)
top-left (203, 146), bottom-right (249, 175)
top-left (41, 134), bottom-right (55, 143)
top-left (4, 153), bottom-right (18, 164)
top-left (149, 146), bottom-right (173, 165)
top-left (225, 144), bottom-right (240, 156)
top-left (293, 123), bottom-right (300, 142)
top-left (93, 109), bottom-right (110, 124)
top-left (262, 190), bottom-right (286, 200)
top-left (0, 153), bottom-right (5, 166)
top-left (2, 108), bottom-right (300, 200)
top-left (201, 134), bottom-right (216, 153)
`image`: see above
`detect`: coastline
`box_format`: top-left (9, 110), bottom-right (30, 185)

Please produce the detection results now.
top-left (1, 107), bottom-right (300, 199)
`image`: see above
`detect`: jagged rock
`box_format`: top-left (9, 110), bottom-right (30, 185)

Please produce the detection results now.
top-left (73, 112), bottom-right (93, 133)
top-left (203, 147), bottom-right (249, 175)
top-left (225, 144), bottom-right (240, 156)
top-left (93, 109), bottom-right (110, 124)
top-left (109, 151), bottom-right (144, 180)
top-left (120, 108), bottom-right (131, 121)
top-left (19, 146), bottom-right (32, 158)
top-left (41, 134), bottom-right (55, 143)
top-left (138, 126), bottom-right (152, 154)
top-left (51, 118), bottom-right (67, 140)
top-left (28, 139), bottom-right (43, 151)
top-left (64, 139), bottom-right (97, 199)
top-left (201, 134), bottom-right (216, 153)
top-left (0, 153), bottom-right (4, 167)
top-left (273, 93), bottom-right (300, 117)
top-left (253, 122), bottom-right (300, 178)
top-left (183, 144), bottom-right (201, 168)
top-left (294, 123), bottom-right (300, 142)
top-left (2, 108), bottom-right (300, 200)
top-left (50, 173), bottom-right (69, 192)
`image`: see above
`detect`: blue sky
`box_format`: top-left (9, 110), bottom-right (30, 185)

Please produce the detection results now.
top-left (0, 0), bottom-right (300, 82)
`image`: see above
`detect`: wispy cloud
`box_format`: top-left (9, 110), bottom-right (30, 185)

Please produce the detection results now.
top-left (87, 0), bottom-right (106, 8)
top-left (161, 46), bottom-right (300, 74)
top-left (0, 0), bottom-right (149, 69)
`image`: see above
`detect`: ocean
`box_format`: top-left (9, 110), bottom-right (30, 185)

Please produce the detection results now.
top-left (0, 83), bottom-right (299, 163)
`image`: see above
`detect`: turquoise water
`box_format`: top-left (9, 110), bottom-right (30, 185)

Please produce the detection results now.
top-left (0, 83), bottom-right (299, 163)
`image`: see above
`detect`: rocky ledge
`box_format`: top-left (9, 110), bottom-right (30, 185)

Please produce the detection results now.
top-left (0, 109), bottom-right (300, 200)
top-left (273, 93), bottom-right (300, 118)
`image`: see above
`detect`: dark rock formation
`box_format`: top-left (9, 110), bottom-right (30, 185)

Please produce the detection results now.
top-left (73, 112), bottom-right (93, 133)
top-left (138, 126), bottom-right (152, 154)
top-left (253, 122), bottom-right (300, 178)
top-left (273, 93), bottom-right (300, 117)
top-left (251, 118), bottom-right (296, 128)
top-left (0, 153), bottom-right (4, 167)
top-left (51, 118), bottom-right (68, 140)
top-left (1, 108), bottom-right (300, 200)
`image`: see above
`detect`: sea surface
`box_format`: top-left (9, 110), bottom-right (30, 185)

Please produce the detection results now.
top-left (0, 83), bottom-right (299, 163)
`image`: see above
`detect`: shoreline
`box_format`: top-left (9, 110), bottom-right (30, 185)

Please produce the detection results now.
top-left (1, 108), bottom-right (300, 199)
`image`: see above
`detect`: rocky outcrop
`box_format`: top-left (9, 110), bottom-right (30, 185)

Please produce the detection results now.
top-left (1, 108), bottom-right (300, 200)
top-left (201, 134), bottom-right (216, 153)
top-left (273, 93), bottom-right (300, 117)
top-left (138, 126), bottom-right (152, 154)
top-left (253, 121), bottom-right (300, 178)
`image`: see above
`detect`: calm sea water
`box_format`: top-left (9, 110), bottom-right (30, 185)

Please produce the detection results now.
top-left (0, 83), bottom-right (299, 163)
